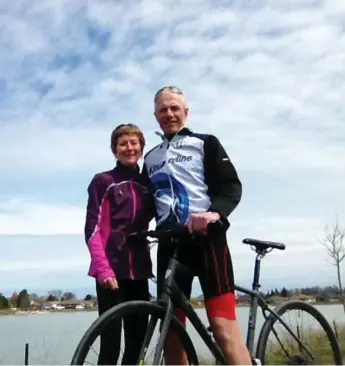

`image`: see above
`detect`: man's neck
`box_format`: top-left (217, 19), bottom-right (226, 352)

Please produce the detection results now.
top-left (164, 126), bottom-right (187, 141)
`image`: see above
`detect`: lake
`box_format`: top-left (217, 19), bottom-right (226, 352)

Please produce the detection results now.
top-left (0, 304), bottom-right (344, 365)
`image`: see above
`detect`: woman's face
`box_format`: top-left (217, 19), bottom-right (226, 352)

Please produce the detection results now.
top-left (115, 134), bottom-right (142, 166)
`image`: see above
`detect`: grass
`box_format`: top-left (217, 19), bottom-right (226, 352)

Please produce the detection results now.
top-left (0, 309), bottom-right (15, 316)
top-left (196, 324), bottom-right (345, 365)
top-left (263, 323), bottom-right (345, 365)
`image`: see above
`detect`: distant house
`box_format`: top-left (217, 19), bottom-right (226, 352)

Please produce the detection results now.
top-left (265, 295), bottom-right (285, 305)
top-left (290, 294), bottom-right (315, 303)
top-left (84, 300), bottom-right (96, 308)
top-left (58, 299), bottom-right (83, 309)
top-left (236, 295), bottom-right (251, 305)
top-left (40, 301), bottom-right (57, 310)
top-left (57, 299), bottom-right (95, 309)
top-left (316, 291), bottom-right (340, 302)
top-left (28, 300), bottom-right (41, 310)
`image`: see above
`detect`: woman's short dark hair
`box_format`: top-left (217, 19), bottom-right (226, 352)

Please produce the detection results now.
top-left (110, 124), bottom-right (145, 154)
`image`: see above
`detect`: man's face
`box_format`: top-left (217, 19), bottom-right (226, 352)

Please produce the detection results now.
top-left (154, 92), bottom-right (189, 135)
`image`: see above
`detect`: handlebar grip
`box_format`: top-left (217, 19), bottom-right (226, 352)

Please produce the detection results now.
top-left (206, 220), bottom-right (225, 237)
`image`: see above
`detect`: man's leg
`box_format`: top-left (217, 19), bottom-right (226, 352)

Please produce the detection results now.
top-left (199, 236), bottom-right (252, 365)
top-left (207, 294), bottom-right (252, 365)
top-left (156, 243), bottom-right (193, 365)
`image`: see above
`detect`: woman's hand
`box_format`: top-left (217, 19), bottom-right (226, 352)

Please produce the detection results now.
top-left (101, 276), bottom-right (119, 290)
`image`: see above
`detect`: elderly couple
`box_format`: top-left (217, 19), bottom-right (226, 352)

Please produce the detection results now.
top-left (84, 86), bottom-right (252, 365)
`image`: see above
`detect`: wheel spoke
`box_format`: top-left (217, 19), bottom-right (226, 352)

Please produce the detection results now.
top-left (70, 301), bottom-right (199, 365)
top-left (257, 301), bottom-right (342, 365)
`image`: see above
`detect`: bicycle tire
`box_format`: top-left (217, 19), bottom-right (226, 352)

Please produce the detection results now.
top-left (256, 300), bottom-right (342, 365)
top-left (70, 300), bottom-right (199, 365)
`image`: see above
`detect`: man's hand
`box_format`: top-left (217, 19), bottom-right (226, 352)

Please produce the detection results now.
top-left (101, 276), bottom-right (119, 290)
top-left (186, 212), bottom-right (221, 235)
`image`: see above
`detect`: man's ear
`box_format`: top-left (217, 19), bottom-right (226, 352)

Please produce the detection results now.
top-left (185, 108), bottom-right (189, 117)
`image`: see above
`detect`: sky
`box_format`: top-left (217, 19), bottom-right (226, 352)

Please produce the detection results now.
top-left (0, 0), bottom-right (344, 298)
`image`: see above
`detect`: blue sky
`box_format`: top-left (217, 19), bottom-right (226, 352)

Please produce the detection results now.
top-left (0, 0), bottom-right (344, 298)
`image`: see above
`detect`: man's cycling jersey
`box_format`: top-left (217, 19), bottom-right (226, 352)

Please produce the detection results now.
top-left (143, 127), bottom-right (242, 227)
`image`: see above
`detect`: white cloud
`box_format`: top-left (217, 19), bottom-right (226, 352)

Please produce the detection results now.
top-left (0, 258), bottom-right (86, 273)
top-left (0, 0), bottom-right (344, 292)
top-left (0, 199), bottom-right (85, 235)
top-left (1, 0), bottom-right (344, 176)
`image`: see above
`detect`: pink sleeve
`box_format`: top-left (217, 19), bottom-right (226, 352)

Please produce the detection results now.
top-left (85, 176), bottom-right (114, 283)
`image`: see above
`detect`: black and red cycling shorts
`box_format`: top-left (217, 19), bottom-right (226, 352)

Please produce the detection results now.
top-left (156, 230), bottom-right (236, 323)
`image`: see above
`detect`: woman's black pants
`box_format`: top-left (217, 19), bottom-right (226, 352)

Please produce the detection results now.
top-left (96, 279), bottom-right (149, 365)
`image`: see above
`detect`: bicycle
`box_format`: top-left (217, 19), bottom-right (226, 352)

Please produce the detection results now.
top-left (71, 222), bottom-right (342, 365)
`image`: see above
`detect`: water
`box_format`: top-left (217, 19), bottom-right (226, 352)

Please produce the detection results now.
top-left (0, 304), bottom-right (344, 365)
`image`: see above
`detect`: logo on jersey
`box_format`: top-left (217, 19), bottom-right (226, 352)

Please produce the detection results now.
top-left (171, 140), bottom-right (184, 149)
top-left (149, 161), bottom-right (165, 175)
top-left (150, 173), bottom-right (190, 225)
top-left (168, 155), bottom-right (192, 164)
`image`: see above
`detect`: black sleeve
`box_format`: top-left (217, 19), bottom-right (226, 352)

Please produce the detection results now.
top-left (204, 134), bottom-right (242, 226)
top-left (142, 163), bottom-right (156, 221)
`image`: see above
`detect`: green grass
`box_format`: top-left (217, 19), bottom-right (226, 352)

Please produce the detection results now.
top-left (264, 324), bottom-right (345, 365)
top-left (196, 324), bottom-right (345, 365)
top-left (0, 309), bottom-right (15, 316)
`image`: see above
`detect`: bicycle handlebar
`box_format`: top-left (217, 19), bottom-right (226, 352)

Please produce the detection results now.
top-left (129, 220), bottom-right (225, 241)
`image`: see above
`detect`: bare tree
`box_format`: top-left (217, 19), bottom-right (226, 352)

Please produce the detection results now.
top-left (62, 291), bottom-right (76, 301)
top-left (319, 218), bottom-right (345, 313)
top-left (48, 289), bottom-right (63, 301)
top-left (10, 292), bottom-right (18, 307)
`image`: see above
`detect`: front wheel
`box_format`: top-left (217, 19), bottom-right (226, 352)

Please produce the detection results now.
top-left (70, 300), bottom-right (199, 365)
top-left (256, 300), bottom-right (342, 365)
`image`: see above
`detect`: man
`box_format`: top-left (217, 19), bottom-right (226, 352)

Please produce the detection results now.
top-left (143, 86), bottom-right (252, 365)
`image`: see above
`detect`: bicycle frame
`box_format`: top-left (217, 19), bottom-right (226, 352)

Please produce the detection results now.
top-left (141, 236), bottom-right (314, 364)
top-left (146, 241), bottom-right (267, 364)
top-left (237, 252), bottom-right (316, 362)
top-left (149, 240), bottom-right (227, 364)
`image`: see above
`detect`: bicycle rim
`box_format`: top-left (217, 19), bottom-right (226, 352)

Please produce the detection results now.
top-left (256, 300), bottom-right (342, 365)
top-left (70, 300), bottom-right (199, 365)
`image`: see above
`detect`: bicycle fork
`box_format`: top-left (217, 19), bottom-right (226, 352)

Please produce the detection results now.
top-left (137, 297), bottom-right (175, 365)
top-left (138, 316), bottom-right (158, 364)
top-left (138, 256), bottom-right (179, 364)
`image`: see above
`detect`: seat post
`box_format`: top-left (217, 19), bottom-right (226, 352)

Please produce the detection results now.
top-left (252, 250), bottom-right (266, 291)
top-left (246, 249), bottom-right (266, 356)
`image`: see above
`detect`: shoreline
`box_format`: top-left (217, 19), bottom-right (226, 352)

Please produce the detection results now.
top-left (0, 308), bottom-right (98, 316)
top-left (0, 301), bottom-right (342, 317)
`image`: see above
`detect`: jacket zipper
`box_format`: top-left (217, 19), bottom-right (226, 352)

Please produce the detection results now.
top-left (128, 179), bottom-right (137, 280)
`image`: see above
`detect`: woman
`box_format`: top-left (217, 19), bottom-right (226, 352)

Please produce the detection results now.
top-left (84, 123), bottom-right (154, 365)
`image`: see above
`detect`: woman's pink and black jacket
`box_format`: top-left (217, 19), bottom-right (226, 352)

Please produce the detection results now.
top-left (84, 162), bottom-right (154, 284)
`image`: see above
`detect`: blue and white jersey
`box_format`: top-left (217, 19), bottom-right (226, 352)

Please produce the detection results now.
top-left (143, 128), bottom-right (242, 227)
